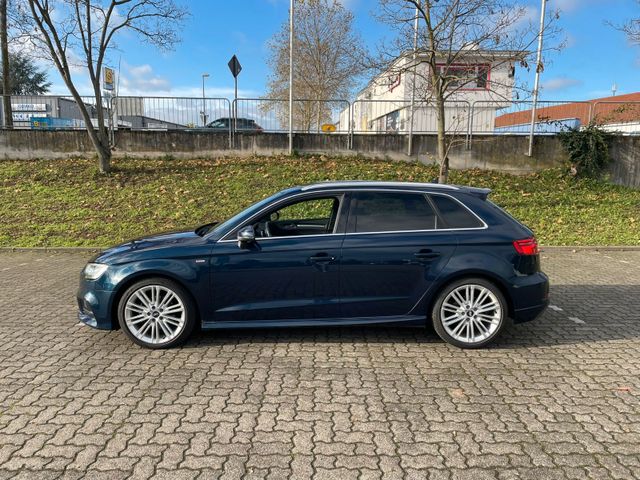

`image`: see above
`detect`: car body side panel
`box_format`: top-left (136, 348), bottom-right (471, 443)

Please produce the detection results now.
top-left (78, 243), bottom-right (213, 329)
top-left (209, 235), bottom-right (344, 322)
top-left (339, 230), bottom-right (458, 317)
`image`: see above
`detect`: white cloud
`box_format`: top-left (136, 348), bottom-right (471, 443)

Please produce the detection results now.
top-left (119, 63), bottom-right (172, 95)
top-left (551, 0), bottom-right (611, 14)
top-left (541, 76), bottom-right (582, 91)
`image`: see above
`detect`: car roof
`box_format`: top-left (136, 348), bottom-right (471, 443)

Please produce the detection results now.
top-left (299, 180), bottom-right (490, 197)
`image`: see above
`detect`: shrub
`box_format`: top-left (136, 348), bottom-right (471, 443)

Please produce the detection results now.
top-left (558, 124), bottom-right (613, 178)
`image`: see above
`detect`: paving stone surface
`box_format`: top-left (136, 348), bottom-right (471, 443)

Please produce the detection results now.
top-left (0, 249), bottom-right (639, 479)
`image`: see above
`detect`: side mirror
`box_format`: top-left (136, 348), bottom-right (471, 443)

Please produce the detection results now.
top-left (237, 225), bottom-right (255, 248)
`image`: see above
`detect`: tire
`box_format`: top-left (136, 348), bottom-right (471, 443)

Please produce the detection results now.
top-left (431, 277), bottom-right (509, 349)
top-left (117, 278), bottom-right (197, 349)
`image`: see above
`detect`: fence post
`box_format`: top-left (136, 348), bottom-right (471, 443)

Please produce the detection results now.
top-left (349, 100), bottom-right (355, 150)
top-left (590, 102), bottom-right (598, 125)
top-left (229, 99), bottom-right (234, 149)
top-left (467, 101), bottom-right (476, 150)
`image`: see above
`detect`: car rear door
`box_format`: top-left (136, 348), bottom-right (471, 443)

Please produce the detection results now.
top-left (339, 190), bottom-right (457, 318)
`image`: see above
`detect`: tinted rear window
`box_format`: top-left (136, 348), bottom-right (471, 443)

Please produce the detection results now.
top-left (430, 195), bottom-right (483, 229)
top-left (351, 192), bottom-right (436, 233)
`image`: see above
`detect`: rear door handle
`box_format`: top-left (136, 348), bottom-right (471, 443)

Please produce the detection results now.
top-left (309, 253), bottom-right (335, 263)
top-left (414, 249), bottom-right (440, 260)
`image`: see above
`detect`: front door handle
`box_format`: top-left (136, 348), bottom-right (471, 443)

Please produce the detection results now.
top-left (414, 249), bottom-right (440, 260)
top-left (309, 253), bottom-right (335, 263)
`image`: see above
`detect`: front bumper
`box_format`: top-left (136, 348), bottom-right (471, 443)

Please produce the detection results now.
top-left (76, 283), bottom-right (117, 330)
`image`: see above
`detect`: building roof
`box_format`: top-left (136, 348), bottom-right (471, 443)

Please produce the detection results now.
top-left (495, 92), bottom-right (640, 127)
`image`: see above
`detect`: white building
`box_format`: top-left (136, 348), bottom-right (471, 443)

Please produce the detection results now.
top-left (340, 49), bottom-right (523, 134)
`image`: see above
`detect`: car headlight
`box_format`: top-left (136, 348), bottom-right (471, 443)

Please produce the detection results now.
top-left (83, 263), bottom-right (108, 280)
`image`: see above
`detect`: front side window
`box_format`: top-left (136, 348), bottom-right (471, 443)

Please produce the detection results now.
top-left (351, 192), bottom-right (436, 233)
top-left (252, 196), bottom-right (340, 238)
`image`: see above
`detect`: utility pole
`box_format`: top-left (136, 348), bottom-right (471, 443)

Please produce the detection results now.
top-left (201, 73), bottom-right (209, 127)
top-left (0, 0), bottom-right (12, 128)
top-left (527, 0), bottom-right (547, 157)
top-left (288, 0), bottom-right (294, 154)
top-left (407, 1), bottom-right (419, 157)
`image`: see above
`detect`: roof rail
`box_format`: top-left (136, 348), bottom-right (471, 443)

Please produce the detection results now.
top-left (300, 181), bottom-right (459, 191)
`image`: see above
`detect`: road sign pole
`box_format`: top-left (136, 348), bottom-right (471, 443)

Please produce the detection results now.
top-left (234, 76), bottom-right (238, 127)
top-left (227, 55), bottom-right (243, 135)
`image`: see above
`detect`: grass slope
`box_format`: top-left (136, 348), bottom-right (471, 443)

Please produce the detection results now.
top-left (1, 156), bottom-right (639, 247)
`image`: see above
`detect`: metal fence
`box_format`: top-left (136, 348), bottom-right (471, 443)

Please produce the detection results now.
top-left (1, 94), bottom-right (639, 138)
top-left (349, 99), bottom-right (472, 135)
top-left (233, 98), bottom-right (350, 133)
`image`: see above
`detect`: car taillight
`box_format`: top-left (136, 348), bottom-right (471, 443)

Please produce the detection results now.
top-left (513, 237), bottom-right (539, 255)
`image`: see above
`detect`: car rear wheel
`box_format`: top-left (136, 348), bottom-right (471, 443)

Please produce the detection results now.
top-left (431, 278), bottom-right (508, 349)
top-left (117, 278), bottom-right (196, 349)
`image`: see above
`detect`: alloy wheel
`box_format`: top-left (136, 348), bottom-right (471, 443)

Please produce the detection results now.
top-left (124, 285), bottom-right (186, 345)
top-left (440, 284), bottom-right (502, 344)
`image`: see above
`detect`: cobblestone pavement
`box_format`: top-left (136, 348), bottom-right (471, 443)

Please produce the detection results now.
top-left (0, 249), bottom-right (639, 480)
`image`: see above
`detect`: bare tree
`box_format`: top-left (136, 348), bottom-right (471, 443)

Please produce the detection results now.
top-left (265, 0), bottom-right (365, 131)
top-left (377, 0), bottom-right (560, 183)
top-left (16, 0), bottom-right (188, 173)
top-left (610, 0), bottom-right (640, 45)
top-left (1, 0), bottom-right (12, 127)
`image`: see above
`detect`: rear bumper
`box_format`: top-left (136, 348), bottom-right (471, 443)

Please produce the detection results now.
top-left (513, 299), bottom-right (549, 323)
top-left (510, 272), bottom-right (549, 324)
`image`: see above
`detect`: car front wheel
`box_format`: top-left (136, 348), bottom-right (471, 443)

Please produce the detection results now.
top-left (432, 278), bottom-right (508, 349)
top-left (117, 278), bottom-right (196, 349)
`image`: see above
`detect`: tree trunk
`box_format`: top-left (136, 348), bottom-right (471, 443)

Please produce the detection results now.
top-left (96, 129), bottom-right (111, 173)
top-left (0, 0), bottom-right (12, 128)
top-left (85, 126), bottom-right (111, 173)
top-left (435, 91), bottom-right (448, 184)
top-left (96, 140), bottom-right (111, 173)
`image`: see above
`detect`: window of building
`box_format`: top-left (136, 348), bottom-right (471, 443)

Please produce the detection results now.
top-left (438, 64), bottom-right (490, 90)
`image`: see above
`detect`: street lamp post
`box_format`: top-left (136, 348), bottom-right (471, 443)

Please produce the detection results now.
top-left (527, 0), bottom-right (547, 157)
top-left (288, 0), bottom-right (294, 155)
top-left (202, 73), bottom-right (210, 127)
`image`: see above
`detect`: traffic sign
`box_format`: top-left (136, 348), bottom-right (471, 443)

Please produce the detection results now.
top-left (228, 55), bottom-right (242, 78)
top-left (103, 67), bottom-right (115, 90)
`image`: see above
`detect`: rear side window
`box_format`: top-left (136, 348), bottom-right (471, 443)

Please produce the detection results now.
top-left (430, 195), bottom-right (484, 229)
top-left (351, 192), bottom-right (436, 233)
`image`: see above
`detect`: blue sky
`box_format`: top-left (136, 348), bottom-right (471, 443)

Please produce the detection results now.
top-left (47, 0), bottom-right (639, 101)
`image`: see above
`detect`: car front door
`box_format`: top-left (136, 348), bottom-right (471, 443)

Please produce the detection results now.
top-left (209, 193), bottom-right (347, 324)
top-left (339, 190), bottom-right (457, 319)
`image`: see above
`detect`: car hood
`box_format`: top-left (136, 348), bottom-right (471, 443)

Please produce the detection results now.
top-left (93, 229), bottom-right (204, 264)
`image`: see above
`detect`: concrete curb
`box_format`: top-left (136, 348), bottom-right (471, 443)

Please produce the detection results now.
top-left (1, 245), bottom-right (639, 253)
top-left (540, 246), bottom-right (640, 252)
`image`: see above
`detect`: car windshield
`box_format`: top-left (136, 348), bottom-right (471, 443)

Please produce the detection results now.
top-left (206, 188), bottom-right (299, 238)
top-left (209, 119), bottom-right (228, 128)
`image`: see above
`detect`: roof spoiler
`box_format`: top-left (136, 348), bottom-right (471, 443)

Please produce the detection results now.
top-left (459, 186), bottom-right (492, 200)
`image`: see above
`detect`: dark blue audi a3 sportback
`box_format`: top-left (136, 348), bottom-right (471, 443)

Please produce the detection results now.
top-left (77, 181), bottom-right (549, 349)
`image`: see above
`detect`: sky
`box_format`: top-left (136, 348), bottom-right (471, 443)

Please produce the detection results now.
top-left (42, 0), bottom-right (640, 102)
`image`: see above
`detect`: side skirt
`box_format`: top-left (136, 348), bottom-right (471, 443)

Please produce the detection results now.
top-left (201, 315), bottom-right (425, 330)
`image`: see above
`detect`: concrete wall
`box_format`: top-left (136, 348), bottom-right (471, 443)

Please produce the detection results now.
top-left (0, 129), bottom-right (638, 187)
top-left (609, 135), bottom-right (640, 188)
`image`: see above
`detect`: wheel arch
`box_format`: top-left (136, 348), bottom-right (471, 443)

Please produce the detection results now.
top-left (109, 271), bottom-right (201, 330)
top-left (426, 270), bottom-right (515, 326)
